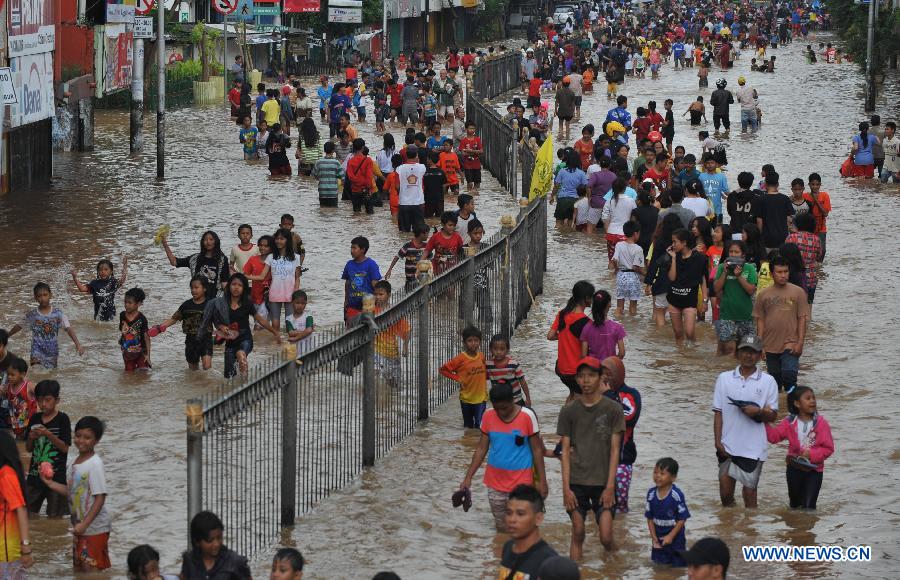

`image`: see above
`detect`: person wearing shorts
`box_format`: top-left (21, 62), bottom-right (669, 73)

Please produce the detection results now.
top-left (557, 356), bottom-right (625, 558)
top-left (185, 336), bottom-right (214, 368)
top-left (712, 335), bottom-right (778, 508)
top-left (551, 150), bottom-right (587, 227)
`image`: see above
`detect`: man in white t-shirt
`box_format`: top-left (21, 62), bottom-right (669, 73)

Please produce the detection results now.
top-left (395, 146), bottom-right (426, 233)
top-left (712, 334), bottom-right (778, 508)
top-left (568, 68), bottom-right (584, 122)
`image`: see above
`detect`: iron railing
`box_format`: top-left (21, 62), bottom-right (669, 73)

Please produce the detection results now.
top-left (186, 198), bottom-right (548, 559)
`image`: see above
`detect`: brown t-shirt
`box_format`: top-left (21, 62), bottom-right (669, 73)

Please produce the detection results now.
top-left (556, 396), bottom-right (625, 486)
top-left (752, 282), bottom-right (810, 353)
top-left (555, 87), bottom-right (577, 118)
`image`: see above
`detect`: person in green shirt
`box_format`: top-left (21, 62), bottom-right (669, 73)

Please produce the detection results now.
top-left (713, 240), bottom-right (758, 355)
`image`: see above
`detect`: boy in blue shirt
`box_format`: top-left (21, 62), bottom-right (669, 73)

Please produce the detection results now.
top-left (699, 154), bottom-right (729, 223)
top-left (645, 457), bottom-right (691, 567)
top-left (238, 116), bottom-right (259, 160)
top-left (341, 236), bottom-right (381, 320)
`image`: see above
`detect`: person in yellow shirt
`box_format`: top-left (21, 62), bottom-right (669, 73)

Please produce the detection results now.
top-left (440, 326), bottom-right (488, 428)
top-left (261, 89), bottom-right (281, 127)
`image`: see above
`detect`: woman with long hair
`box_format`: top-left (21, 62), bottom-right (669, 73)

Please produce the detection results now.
top-left (295, 117), bottom-right (322, 176)
top-left (0, 431), bottom-right (34, 576)
top-left (741, 222), bottom-right (767, 270)
top-left (666, 228), bottom-right (709, 345)
top-left (644, 213), bottom-right (682, 327)
top-left (161, 230), bottom-right (229, 299)
top-left (848, 121), bottom-right (879, 178)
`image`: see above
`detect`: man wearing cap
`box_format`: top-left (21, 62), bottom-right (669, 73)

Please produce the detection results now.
top-left (712, 334), bottom-right (778, 508)
top-left (554, 78), bottom-right (577, 142)
top-left (734, 76), bottom-right (759, 133)
top-left (557, 356), bottom-right (625, 559)
top-left (681, 537), bottom-right (730, 579)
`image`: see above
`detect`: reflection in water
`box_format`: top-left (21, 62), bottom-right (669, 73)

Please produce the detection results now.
top-left (0, 38), bottom-right (898, 578)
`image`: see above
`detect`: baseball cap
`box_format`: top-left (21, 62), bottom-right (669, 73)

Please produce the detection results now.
top-left (679, 537), bottom-right (730, 572)
top-left (576, 356), bottom-right (602, 372)
top-left (736, 334), bottom-right (763, 352)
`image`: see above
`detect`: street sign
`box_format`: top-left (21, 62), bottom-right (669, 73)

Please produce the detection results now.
top-left (136, 0), bottom-right (155, 16)
top-left (307, 37), bottom-right (323, 47)
top-left (0, 68), bottom-right (17, 105)
top-left (235, 0), bottom-right (255, 19)
top-left (212, 0), bottom-right (237, 15)
top-left (133, 16), bottom-right (155, 38)
top-left (253, 3), bottom-right (280, 15)
top-left (328, 6), bottom-right (362, 22)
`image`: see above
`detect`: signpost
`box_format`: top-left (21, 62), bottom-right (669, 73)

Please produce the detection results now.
top-left (132, 7), bottom-right (154, 153)
top-left (0, 68), bottom-right (18, 105)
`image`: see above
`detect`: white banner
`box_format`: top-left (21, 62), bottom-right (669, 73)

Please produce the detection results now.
top-left (328, 7), bottom-right (362, 22)
top-left (0, 68), bottom-right (18, 104)
top-left (133, 16), bottom-right (155, 39)
top-left (7, 0), bottom-right (57, 57)
top-left (107, 3), bottom-right (137, 24)
top-left (8, 53), bottom-right (55, 127)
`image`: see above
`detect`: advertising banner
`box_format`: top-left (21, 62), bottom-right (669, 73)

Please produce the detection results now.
top-left (284, 0), bottom-right (319, 12)
top-left (8, 52), bottom-right (54, 127)
top-left (7, 0), bottom-right (56, 57)
top-left (106, 0), bottom-right (137, 24)
top-left (102, 24), bottom-right (134, 94)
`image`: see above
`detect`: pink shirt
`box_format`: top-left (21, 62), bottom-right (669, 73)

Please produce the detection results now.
top-left (578, 320), bottom-right (626, 360)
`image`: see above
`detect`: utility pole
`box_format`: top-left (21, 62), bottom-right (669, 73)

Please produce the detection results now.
top-left (382, 1), bottom-right (388, 60)
top-left (864, 0), bottom-right (876, 111)
top-left (223, 14), bottom-right (228, 104)
top-left (131, 38), bottom-right (144, 153)
top-left (157, 5), bottom-right (166, 178)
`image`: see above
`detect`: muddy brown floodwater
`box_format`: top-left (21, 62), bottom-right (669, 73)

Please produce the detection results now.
top-left (1, 37), bottom-right (898, 578)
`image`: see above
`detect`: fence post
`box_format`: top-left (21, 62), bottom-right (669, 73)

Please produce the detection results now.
top-left (417, 288), bottom-right (431, 420)
top-left (500, 215), bottom-right (514, 336)
top-left (186, 398), bottom-right (203, 547)
top-left (462, 252), bottom-right (476, 328)
top-left (510, 120), bottom-right (519, 198)
top-left (280, 361), bottom-right (298, 525)
top-left (362, 313), bottom-right (377, 466)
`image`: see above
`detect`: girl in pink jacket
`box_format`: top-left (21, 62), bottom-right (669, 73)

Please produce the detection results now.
top-left (766, 386), bottom-right (834, 509)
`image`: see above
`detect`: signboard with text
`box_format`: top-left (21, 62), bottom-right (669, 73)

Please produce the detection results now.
top-left (8, 52), bottom-right (54, 127)
top-left (284, 0), bottom-right (320, 12)
top-left (103, 25), bottom-right (134, 94)
top-left (328, 7), bottom-right (362, 22)
top-left (7, 0), bottom-right (56, 57)
top-left (133, 16), bottom-right (155, 39)
top-left (0, 67), bottom-right (18, 104)
top-left (106, 0), bottom-right (137, 24)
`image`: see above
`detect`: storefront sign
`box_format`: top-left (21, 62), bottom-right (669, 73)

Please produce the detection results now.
top-left (7, 0), bottom-right (56, 57)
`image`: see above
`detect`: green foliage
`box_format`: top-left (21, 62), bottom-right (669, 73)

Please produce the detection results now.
top-left (824, 0), bottom-right (900, 74)
top-left (167, 59), bottom-right (223, 81)
top-left (363, 0), bottom-right (383, 26)
top-left (474, 0), bottom-right (508, 41)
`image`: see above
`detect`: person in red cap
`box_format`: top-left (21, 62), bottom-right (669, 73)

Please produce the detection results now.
top-left (556, 355), bottom-right (625, 559)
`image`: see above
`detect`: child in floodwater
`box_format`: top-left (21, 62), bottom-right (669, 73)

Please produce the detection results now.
top-left (8, 283), bottom-right (85, 369)
top-left (71, 257), bottom-right (128, 321)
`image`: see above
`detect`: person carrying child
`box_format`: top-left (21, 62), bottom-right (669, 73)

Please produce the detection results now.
top-left (9, 283), bottom-right (85, 368)
top-left (440, 326), bottom-right (488, 429)
top-left (71, 257), bottom-right (128, 322)
top-left (766, 386), bottom-right (834, 509)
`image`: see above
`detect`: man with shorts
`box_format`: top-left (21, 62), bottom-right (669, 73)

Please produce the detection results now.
top-left (712, 335), bottom-right (778, 508)
top-left (459, 121), bottom-right (483, 193)
top-left (558, 356), bottom-right (625, 559)
top-left (554, 77), bottom-right (577, 143)
top-left (568, 66), bottom-right (584, 122)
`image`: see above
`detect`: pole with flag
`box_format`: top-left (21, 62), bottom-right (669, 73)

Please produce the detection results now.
top-left (528, 135), bottom-right (554, 201)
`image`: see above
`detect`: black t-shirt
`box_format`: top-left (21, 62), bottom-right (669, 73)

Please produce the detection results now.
top-left (499, 539), bottom-right (558, 580)
top-left (228, 302), bottom-right (257, 344)
top-left (667, 251), bottom-right (708, 307)
top-left (119, 311), bottom-right (150, 357)
top-left (752, 193), bottom-right (795, 248)
top-left (266, 132), bottom-right (291, 168)
top-left (423, 167), bottom-right (447, 205)
top-left (663, 110), bottom-right (675, 137)
top-left (175, 253), bottom-right (228, 299)
top-left (631, 205), bottom-right (659, 251)
top-left (177, 298), bottom-right (209, 337)
top-left (26, 411), bottom-right (72, 485)
top-left (88, 277), bottom-right (119, 321)
top-left (727, 189), bottom-right (762, 232)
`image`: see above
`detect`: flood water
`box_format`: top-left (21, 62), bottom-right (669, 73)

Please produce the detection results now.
top-left (1, 37), bottom-right (898, 578)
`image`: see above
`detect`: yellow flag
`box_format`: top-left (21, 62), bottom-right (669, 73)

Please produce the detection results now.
top-left (528, 135), bottom-right (554, 202)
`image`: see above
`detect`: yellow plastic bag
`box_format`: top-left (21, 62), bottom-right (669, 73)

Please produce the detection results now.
top-left (153, 224), bottom-right (171, 246)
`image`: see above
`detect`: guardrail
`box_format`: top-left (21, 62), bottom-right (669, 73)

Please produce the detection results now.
top-left (186, 197), bottom-right (548, 558)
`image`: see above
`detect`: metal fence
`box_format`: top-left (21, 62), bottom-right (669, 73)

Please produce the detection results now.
top-left (186, 198), bottom-right (548, 558)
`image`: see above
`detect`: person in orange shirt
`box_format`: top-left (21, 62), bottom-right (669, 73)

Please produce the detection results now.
top-left (372, 281), bottom-right (410, 388)
top-left (802, 172), bottom-right (831, 263)
top-left (384, 154), bottom-right (402, 215)
top-left (437, 140), bottom-right (462, 194)
top-left (574, 125), bottom-right (595, 171)
top-left (582, 67), bottom-right (595, 93)
top-left (440, 326), bottom-right (488, 428)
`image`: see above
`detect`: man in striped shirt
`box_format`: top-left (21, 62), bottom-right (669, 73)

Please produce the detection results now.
top-left (311, 141), bottom-right (344, 207)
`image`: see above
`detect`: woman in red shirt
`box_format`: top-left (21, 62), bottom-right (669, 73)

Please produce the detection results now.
top-left (346, 139), bottom-right (376, 214)
top-left (547, 280), bottom-right (595, 403)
